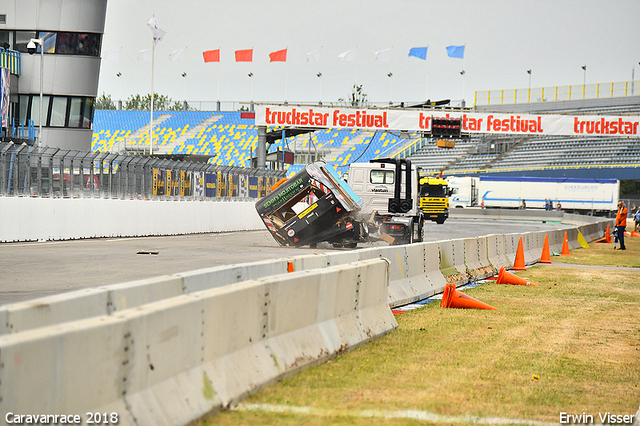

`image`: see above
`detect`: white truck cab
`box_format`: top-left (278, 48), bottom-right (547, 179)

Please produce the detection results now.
top-left (347, 158), bottom-right (423, 244)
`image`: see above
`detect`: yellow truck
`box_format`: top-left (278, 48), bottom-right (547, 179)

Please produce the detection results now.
top-left (418, 176), bottom-right (451, 224)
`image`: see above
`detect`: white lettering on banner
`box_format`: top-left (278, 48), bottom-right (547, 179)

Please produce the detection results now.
top-left (254, 105), bottom-right (640, 137)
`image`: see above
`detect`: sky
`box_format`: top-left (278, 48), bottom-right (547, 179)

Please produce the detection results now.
top-left (97, 0), bottom-right (640, 110)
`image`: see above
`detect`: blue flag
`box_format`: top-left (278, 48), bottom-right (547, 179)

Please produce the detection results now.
top-left (408, 47), bottom-right (428, 60)
top-left (446, 45), bottom-right (465, 59)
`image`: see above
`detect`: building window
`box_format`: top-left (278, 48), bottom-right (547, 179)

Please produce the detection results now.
top-left (6, 30), bottom-right (100, 57)
top-left (76, 33), bottom-right (100, 57)
top-left (19, 94), bottom-right (30, 126)
top-left (14, 31), bottom-right (36, 53)
top-left (30, 95), bottom-right (51, 127)
top-left (50, 97), bottom-right (68, 127)
top-left (68, 98), bottom-right (83, 128)
top-left (17, 95), bottom-right (95, 129)
top-left (37, 32), bottom-right (57, 54)
top-left (82, 98), bottom-right (94, 128)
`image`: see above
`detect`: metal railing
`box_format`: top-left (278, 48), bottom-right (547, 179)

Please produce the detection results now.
top-left (475, 80), bottom-right (640, 106)
top-left (0, 142), bottom-right (286, 200)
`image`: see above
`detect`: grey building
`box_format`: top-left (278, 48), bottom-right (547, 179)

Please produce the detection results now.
top-left (0, 0), bottom-right (107, 151)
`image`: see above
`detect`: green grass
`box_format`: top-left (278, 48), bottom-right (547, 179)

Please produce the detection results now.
top-left (202, 237), bottom-right (640, 425)
top-left (557, 231), bottom-right (640, 268)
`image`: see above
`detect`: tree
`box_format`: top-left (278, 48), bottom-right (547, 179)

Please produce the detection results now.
top-left (95, 92), bottom-right (116, 110)
top-left (339, 84), bottom-right (369, 107)
top-left (123, 93), bottom-right (192, 111)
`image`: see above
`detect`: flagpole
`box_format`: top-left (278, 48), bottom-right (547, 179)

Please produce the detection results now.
top-left (354, 45), bottom-right (358, 88)
top-left (150, 38), bottom-right (155, 155)
top-left (426, 45), bottom-right (429, 102)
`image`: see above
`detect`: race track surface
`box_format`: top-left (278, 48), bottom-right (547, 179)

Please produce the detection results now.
top-left (0, 218), bottom-right (569, 305)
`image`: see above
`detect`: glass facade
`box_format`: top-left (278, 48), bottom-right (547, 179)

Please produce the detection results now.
top-left (18, 94), bottom-right (94, 129)
top-left (1, 30), bottom-right (101, 57)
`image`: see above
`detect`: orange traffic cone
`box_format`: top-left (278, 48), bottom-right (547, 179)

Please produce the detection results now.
top-left (512, 237), bottom-right (527, 270)
top-left (496, 266), bottom-right (537, 287)
top-left (593, 224), bottom-right (610, 243)
top-left (539, 234), bottom-right (552, 264)
top-left (441, 283), bottom-right (498, 311)
top-left (631, 231), bottom-right (640, 238)
top-left (561, 232), bottom-right (570, 256)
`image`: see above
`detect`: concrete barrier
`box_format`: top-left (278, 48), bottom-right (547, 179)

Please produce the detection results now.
top-left (0, 198), bottom-right (265, 243)
top-left (503, 233), bottom-right (520, 266)
top-left (450, 208), bottom-right (564, 222)
top-left (464, 237), bottom-right (495, 280)
top-left (486, 234), bottom-right (511, 271)
top-left (179, 258), bottom-right (290, 294)
top-left (438, 238), bottom-right (470, 284)
top-left (359, 243), bottom-right (448, 308)
top-left (521, 232), bottom-right (541, 265)
top-left (0, 258), bottom-right (396, 426)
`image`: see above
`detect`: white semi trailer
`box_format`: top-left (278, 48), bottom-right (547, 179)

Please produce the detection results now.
top-left (448, 175), bottom-right (619, 215)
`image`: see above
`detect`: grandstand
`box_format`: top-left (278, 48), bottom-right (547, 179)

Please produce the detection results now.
top-left (92, 94), bottom-right (640, 180)
top-left (92, 110), bottom-right (419, 172)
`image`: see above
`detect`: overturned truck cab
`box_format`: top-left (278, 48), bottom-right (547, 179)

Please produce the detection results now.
top-left (255, 161), bottom-right (368, 248)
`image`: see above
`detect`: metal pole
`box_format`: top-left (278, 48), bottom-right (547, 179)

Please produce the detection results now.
top-left (256, 125), bottom-right (266, 169)
top-left (150, 40), bottom-right (155, 155)
top-left (39, 41), bottom-right (44, 147)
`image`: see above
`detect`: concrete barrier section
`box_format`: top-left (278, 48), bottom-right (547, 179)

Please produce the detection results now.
top-left (438, 239), bottom-right (470, 284)
top-left (521, 232), bottom-right (541, 265)
top-left (415, 242), bottom-right (448, 300)
top-left (106, 275), bottom-right (185, 313)
top-left (0, 198), bottom-right (265, 243)
top-left (357, 245), bottom-right (413, 307)
top-left (450, 208), bottom-right (564, 223)
top-left (464, 237), bottom-right (495, 280)
top-left (0, 287), bottom-right (109, 335)
top-left (0, 315), bottom-right (133, 422)
top-left (566, 228), bottom-right (580, 250)
top-left (503, 234), bottom-right (520, 266)
top-left (0, 259), bottom-right (395, 426)
top-left (548, 229), bottom-right (565, 254)
top-left (486, 234), bottom-right (510, 271)
top-left (179, 258), bottom-right (289, 294)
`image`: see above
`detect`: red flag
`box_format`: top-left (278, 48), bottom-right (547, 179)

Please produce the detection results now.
top-left (203, 49), bottom-right (220, 63)
top-left (269, 48), bottom-right (287, 62)
top-left (235, 49), bottom-right (253, 62)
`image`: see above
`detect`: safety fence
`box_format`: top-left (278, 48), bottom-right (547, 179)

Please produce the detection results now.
top-left (474, 80), bottom-right (640, 106)
top-left (0, 215), bottom-right (612, 425)
top-left (0, 141), bottom-right (286, 200)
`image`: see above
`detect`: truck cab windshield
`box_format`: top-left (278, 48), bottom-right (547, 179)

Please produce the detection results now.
top-left (420, 184), bottom-right (449, 198)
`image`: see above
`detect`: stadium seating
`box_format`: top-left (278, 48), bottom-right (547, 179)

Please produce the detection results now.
top-left (91, 107), bottom-right (640, 177)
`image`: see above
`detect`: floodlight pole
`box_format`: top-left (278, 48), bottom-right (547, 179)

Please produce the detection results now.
top-left (28, 38), bottom-right (45, 147)
top-left (38, 41), bottom-right (44, 146)
top-left (150, 39), bottom-right (155, 155)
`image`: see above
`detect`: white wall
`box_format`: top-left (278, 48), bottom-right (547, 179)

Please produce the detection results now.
top-left (0, 197), bottom-right (265, 242)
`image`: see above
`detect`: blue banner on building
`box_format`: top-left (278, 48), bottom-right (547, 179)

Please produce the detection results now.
top-left (249, 176), bottom-right (258, 198)
top-left (205, 173), bottom-right (217, 197)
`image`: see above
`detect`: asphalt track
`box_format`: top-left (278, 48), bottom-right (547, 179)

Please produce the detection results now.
top-left (0, 218), bottom-right (570, 306)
